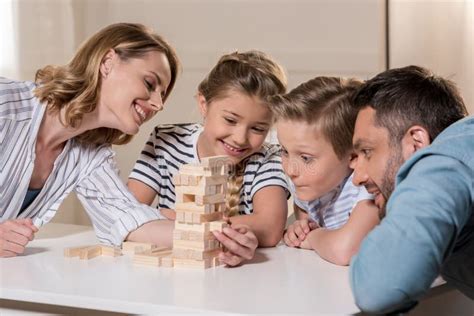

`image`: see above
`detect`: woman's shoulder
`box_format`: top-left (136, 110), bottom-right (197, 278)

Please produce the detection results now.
top-left (0, 78), bottom-right (38, 120)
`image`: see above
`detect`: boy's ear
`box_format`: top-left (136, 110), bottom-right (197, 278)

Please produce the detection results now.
top-left (401, 125), bottom-right (431, 160)
top-left (196, 93), bottom-right (208, 117)
top-left (100, 49), bottom-right (116, 78)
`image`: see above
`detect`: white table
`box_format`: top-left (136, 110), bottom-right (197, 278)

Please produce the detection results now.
top-left (0, 223), bottom-right (359, 315)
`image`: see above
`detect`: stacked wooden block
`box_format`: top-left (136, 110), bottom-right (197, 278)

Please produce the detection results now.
top-left (171, 156), bottom-right (229, 269)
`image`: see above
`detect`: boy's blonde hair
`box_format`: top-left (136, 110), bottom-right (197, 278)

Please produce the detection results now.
top-left (198, 50), bottom-right (287, 216)
top-left (270, 76), bottom-right (362, 160)
top-left (35, 22), bottom-right (180, 145)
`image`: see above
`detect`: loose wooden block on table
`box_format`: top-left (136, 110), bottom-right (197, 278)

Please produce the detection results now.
top-left (64, 245), bottom-right (122, 260)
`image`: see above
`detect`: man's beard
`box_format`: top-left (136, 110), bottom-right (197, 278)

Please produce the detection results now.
top-left (379, 146), bottom-right (405, 217)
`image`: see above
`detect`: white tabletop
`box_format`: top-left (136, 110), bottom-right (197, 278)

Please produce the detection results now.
top-left (0, 223), bottom-right (359, 315)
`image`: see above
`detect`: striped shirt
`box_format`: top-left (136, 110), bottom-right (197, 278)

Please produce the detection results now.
top-left (291, 173), bottom-right (373, 229)
top-left (129, 123), bottom-right (289, 214)
top-left (0, 78), bottom-right (163, 245)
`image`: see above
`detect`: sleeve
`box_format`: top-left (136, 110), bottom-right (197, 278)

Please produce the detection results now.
top-left (128, 129), bottom-right (162, 193)
top-left (349, 154), bottom-right (473, 313)
top-left (355, 185), bottom-right (374, 202)
top-left (249, 149), bottom-right (289, 200)
top-left (75, 156), bottom-right (165, 246)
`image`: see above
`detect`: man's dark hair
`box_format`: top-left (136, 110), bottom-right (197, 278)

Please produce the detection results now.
top-left (353, 65), bottom-right (468, 144)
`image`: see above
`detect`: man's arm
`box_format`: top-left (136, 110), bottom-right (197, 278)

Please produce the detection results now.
top-left (350, 155), bottom-right (473, 313)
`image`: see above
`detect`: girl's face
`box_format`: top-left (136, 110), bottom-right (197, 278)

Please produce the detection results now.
top-left (277, 120), bottom-right (352, 201)
top-left (98, 49), bottom-right (171, 135)
top-left (197, 90), bottom-right (273, 165)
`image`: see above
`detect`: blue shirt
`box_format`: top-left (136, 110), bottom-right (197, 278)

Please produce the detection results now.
top-left (350, 116), bottom-right (474, 313)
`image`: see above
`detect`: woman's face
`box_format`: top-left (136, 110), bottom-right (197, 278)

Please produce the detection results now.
top-left (98, 49), bottom-right (172, 135)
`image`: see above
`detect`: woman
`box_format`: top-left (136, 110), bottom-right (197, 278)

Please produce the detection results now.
top-left (0, 23), bottom-right (179, 257)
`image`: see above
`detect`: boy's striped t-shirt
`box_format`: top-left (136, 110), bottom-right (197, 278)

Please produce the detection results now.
top-left (290, 173), bottom-right (373, 229)
top-left (129, 123), bottom-right (289, 214)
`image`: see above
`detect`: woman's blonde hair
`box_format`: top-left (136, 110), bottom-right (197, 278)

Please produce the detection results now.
top-left (34, 22), bottom-right (180, 145)
top-left (270, 77), bottom-right (362, 160)
top-left (198, 50), bottom-right (287, 216)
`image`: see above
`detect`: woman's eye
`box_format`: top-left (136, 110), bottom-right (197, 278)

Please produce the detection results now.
top-left (144, 80), bottom-right (154, 91)
top-left (224, 117), bottom-right (236, 124)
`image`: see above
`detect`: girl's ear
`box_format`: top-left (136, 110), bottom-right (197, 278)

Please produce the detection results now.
top-left (197, 93), bottom-right (208, 118)
top-left (100, 49), bottom-right (116, 79)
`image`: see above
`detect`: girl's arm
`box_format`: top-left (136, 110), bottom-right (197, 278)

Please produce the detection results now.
top-left (228, 185), bottom-right (288, 247)
top-left (127, 179), bottom-right (156, 205)
top-left (300, 199), bottom-right (380, 265)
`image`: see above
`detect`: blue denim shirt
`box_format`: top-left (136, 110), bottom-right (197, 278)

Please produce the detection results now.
top-left (350, 116), bottom-right (474, 313)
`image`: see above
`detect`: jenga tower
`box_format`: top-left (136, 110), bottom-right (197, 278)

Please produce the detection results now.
top-left (171, 155), bottom-right (230, 269)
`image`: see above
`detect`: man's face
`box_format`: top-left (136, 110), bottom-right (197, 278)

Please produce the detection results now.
top-left (351, 107), bottom-right (405, 216)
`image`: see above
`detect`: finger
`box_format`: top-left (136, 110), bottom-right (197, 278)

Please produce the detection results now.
top-left (309, 221), bottom-right (319, 230)
top-left (293, 224), bottom-right (306, 241)
top-left (300, 220), bottom-right (311, 234)
top-left (222, 227), bottom-right (257, 249)
top-left (0, 249), bottom-right (17, 258)
top-left (5, 230), bottom-right (29, 246)
top-left (2, 240), bottom-right (25, 255)
top-left (287, 229), bottom-right (301, 247)
top-left (5, 221), bottom-right (35, 241)
top-left (212, 230), bottom-right (254, 260)
top-left (219, 251), bottom-right (243, 267)
top-left (283, 233), bottom-right (296, 248)
top-left (15, 218), bottom-right (39, 232)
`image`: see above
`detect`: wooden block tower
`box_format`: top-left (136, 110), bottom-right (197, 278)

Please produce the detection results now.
top-left (171, 155), bottom-right (230, 269)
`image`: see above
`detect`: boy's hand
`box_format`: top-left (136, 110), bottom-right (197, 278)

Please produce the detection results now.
top-left (283, 219), bottom-right (319, 248)
top-left (212, 224), bottom-right (258, 267)
top-left (0, 218), bottom-right (39, 257)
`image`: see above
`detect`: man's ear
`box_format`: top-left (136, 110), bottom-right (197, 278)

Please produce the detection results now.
top-left (100, 49), bottom-right (116, 78)
top-left (401, 125), bottom-right (431, 159)
top-left (196, 93), bottom-right (208, 118)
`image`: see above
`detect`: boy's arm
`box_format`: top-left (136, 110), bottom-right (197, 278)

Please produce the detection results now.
top-left (301, 199), bottom-right (379, 265)
top-left (228, 185), bottom-right (288, 247)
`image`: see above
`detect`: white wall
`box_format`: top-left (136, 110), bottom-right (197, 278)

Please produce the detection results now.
top-left (2, 0), bottom-right (386, 225)
top-left (390, 0), bottom-right (473, 114)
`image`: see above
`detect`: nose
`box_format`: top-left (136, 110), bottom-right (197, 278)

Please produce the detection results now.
top-left (233, 127), bottom-right (248, 147)
top-left (284, 158), bottom-right (299, 179)
top-left (149, 91), bottom-right (164, 113)
top-left (351, 158), bottom-right (369, 186)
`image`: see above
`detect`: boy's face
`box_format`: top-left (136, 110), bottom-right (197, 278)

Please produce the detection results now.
top-left (352, 107), bottom-right (405, 215)
top-left (277, 119), bottom-right (352, 202)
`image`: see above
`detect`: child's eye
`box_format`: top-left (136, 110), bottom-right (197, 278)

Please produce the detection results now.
top-left (224, 117), bottom-right (237, 124)
top-left (301, 155), bottom-right (313, 163)
top-left (251, 126), bottom-right (267, 134)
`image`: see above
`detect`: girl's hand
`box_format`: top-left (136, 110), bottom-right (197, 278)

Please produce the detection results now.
top-left (283, 219), bottom-right (319, 248)
top-left (212, 224), bottom-right (258, 267)
top-left (0, 218), bottom-right (38, 257)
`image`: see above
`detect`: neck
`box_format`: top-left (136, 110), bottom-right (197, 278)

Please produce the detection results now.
top-left (37, 107), bottom-right (102, 150)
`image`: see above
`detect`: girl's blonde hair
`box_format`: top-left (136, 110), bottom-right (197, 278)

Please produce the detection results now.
top-left (35, 22), bottom-right (180, 145)
top-left (198, 50), bottom-right (287, 216)
top-left (270, 77), bottom-right (362, 159)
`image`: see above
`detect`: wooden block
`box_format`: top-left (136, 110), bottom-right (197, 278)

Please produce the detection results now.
top-left (195, 193), bottom-right (226, 205)
top-left (173, 258), bottom-right (213, 269)
top-left (201, 155), bottom-right (229, 168)
top-left (160, 255), bottom-right (174, 267)
top-left (184, 211), bottom-right (193, 223)
top-left (199, 175), bottom-right (227, 187)
top-left (209, 220), bottom-right (228, 232)
top-left (122, 241), bottom-right (157, 254)
top-left (176, 210), bottom-right (185, 222)
top-left (173, 239), bottom-right (220, 250)
top-left (79, 246), bottom-right (102, 260)
top-left (213, 256), bottom-right (222, 267)
top-left (173, 248), bottom-right (220, 260)
top-left (175, 185), bottom-right (217, 196)
top-left (64, 246), bottom-right (91, 258)
top-left (172, 174), bottom-right (181, 186)
top-left (100, 245), bottom-right (122, 257)
top-left (179, 164), bottom-right (214, 176)
top-left (175, 202), bottom-right (214, 214)
top-left (175, 222), bottom-right (211, 233)
top-left (133, 247), bottom-right (172, 266)
top-left (192, 211), bottom-right (223, 224)
top-left (173, 229), bottom-right (214, 241)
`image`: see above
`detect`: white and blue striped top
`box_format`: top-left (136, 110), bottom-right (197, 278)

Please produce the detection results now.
top-left (129, 123), bottom-right (289, 214)
top-left (0, 78), bottom-right (163, 245)
top-left (291, 173), bottom-right (373, 229)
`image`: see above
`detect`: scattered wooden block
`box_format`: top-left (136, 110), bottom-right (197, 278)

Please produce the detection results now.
top-left (100, 245), bottom-right (122, 257)
top-left (122, 241), bottom-right (157, 254)
top-left (64, 246), bottom-right (89, 258)
top-left (133, 247), bottom-right (172, 266)
top-left (79, 246), bottom-right (102, 260)
top-left (64, 245), bottom-right (122, 259)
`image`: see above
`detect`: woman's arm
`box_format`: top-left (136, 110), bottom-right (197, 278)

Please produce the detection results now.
top-left (301, 199), bottom-right (380, 265)
top-left (228, 185), bottom-right (288, 247)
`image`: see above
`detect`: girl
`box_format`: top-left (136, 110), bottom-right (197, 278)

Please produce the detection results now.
top-left (128, 51), bottom-right (289, 266)
top-left (0, 23), bottom-right (179, 257)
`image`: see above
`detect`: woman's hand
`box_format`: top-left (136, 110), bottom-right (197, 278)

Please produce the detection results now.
top-left (212, 224), bottom-right (258, 267)
top-left (0, 218), bottom-right (38, 257)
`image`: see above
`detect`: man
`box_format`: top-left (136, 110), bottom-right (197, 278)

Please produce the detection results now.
top-left (350, 65), bottom-right (473, 313)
